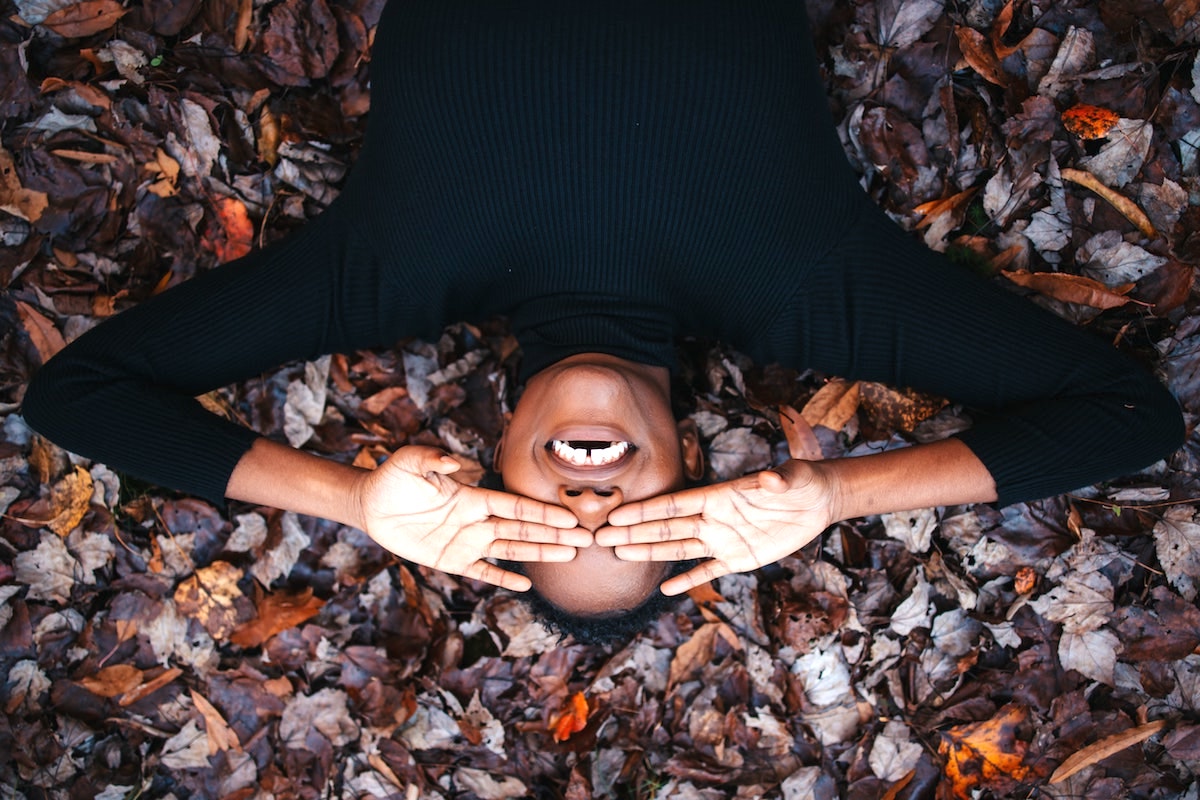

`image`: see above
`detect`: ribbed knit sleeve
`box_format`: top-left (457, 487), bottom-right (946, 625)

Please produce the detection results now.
top-left (22, 200), bottom-right (409, 505)
top-left (758, 198), bottom-right (1184, 507)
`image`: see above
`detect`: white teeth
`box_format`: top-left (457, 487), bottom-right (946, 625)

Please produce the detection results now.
top-left (550, 440), bottom-right (631, 467)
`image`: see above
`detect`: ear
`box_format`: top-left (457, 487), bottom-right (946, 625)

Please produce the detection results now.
top-left (492, 411), bottom-right (513, 474)
top-left (676, 418), bottom-right (705, 481)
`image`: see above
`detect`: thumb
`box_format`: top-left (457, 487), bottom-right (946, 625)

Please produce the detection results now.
top-left (389, 445), bottom-right (460, 475)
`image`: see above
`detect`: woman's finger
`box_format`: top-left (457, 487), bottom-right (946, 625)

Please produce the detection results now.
top-left (612, 538), bottom-right (709, 561)
top-left (485, 540), bottom-right (579, 562)
top-left (660, 560), bottom-right (729, 596)
top-left (478, 489), bottom-right (579, 529)
top-left (489, 520), bottom-right (594, 547)
top-left (606, 487), bottom-right (709, 526)
top-left (594, 516), bottom-right (702, 546)
top-left (462, 560), bottom-right (532, 592)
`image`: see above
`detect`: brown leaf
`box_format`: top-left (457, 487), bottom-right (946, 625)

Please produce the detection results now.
top-left (779, 404), bottom-right (823, 461)
top-left (46, 465), bottom-right (93, 536)
top-left (77, 664), bottom-right (144, 698)
top-left (801, 379), bottom-right (860, 432)
top-left (859, 382), bottom-right (947, 434)
top-left (117, 667), bottom-right (183, 707)
top-left (1060, 168), bottom-right (1157, 239)
top-left (229, 588), bottom-right (325, 647)
top-left (1049, 720), bottom-right (1164, 783)
top-left (173, 561), bottom-right (249, 639)
top-left (955, 26), bottom-right (1006, 86)
top-left (16, 301), bottom-right (66, 365)
top-left (0, 148), bottom-right (49, 223)
top-left (667, 621), bottom-right (740, 690)
top-left (40, 1), bottom-right (129, 38)
top-left (190, 689), bottom-right (242, 754)
top-left (1001, 270), bottom-right (1135, 310)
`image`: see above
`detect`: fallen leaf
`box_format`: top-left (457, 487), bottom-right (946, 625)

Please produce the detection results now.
top-left (0, 147), bottom-right (50, 222)
top-left (1154, 506), bottom-right (1200, 601)
top-left (201, 196), bottom-right (254, 263)
top-left (1061, 104), bottom-right (1120, 140)
top-left (779, 404), bottom-right (823, 461)
top-left (1049, 720), bottom-right (1165, 783)
top-left (173, 561), bottom-right (248, 639)
top-left (77, 664), bottom-right (143, 698)
top-left (43, 465), bottom-right (94, 536)
top-left (859, 382), bottom-right (947, 433)
top-left (229, 587), bottom-right (325, 647)
top-left (190, 689), bottom-right (241, 754)
top-left (548, 692), bottom-right (589, 743)
top-left (1060, 168), bottom-right (1157, 238)
top-left (1001, 270), bottom-right (1135, 310)
top-left (16, 300), bottom-right (66, 365)
top-left (938, 704), bottom-right (1031, 798)
top-left (801, 379), bottom-right (861, 431)
top-left (39, 1), bottom-right (127, 38)
top-left (117, 667), bottom-right (183, 707)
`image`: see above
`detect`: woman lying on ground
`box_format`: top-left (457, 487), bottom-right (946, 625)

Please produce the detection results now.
top-left (23, 0), bottom-right (1184, 643)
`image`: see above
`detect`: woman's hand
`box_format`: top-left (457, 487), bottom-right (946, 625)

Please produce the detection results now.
top-left (355, 446), bottom-right (587, 591)
top-left (594, 459), bottom-right (837, 595)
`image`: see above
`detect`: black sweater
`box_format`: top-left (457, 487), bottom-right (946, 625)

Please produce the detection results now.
top-left (22, 0), bottom-right (1184, 508)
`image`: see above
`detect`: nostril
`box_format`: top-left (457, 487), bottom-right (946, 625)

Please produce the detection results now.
top-left (595, 490), bottom-right (614, 497)
top-left (565, 489), bottom-right (582, 497)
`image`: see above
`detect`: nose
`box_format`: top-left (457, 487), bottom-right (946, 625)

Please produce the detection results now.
top-left (557, 486), bottom-right (624, 532)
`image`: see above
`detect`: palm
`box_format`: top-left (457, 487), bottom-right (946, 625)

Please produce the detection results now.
top-left (597, 460), bottom-right (833, 594)
top-left (357, 447), bottom-right (585, 590)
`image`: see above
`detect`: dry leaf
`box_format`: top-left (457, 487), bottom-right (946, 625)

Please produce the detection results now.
top-left (938, 704), bottom-right (1031, 798)
top-left (0, 147), bottom-right (50, 222)
top-left (40, 0), bottom-right (128, 37)
top-left (229, 587), bottom-right (325, 647)
top-left (1001, 270), bottom-right (1135, 310)
top-left (548, 692), bottom-right (589, 743)
top-left (45, 465), bottom-right (93, 536)
top-left (779, 404), bottom-right (823, 461)
top-left (117, 667), bottom-right (183, 707)
top-left (77, 664), bottom-right (144, 698)
top-left (16, 300), bottom-right (66, 365)
top-left (173, 561), bottom-right (247, 639)
top-left (1060, 167), bottom-right (1157, 238)
top-left (859, 382), bottom-right (947, 433)
top-left (801, 379), bottom-right (861, 431)
top-left (190, 689), bottom-right (241, 754)
top-left (1049, 720), bottom-right (1165, 783)
top-left (201, 196), bottom-right (254, 263)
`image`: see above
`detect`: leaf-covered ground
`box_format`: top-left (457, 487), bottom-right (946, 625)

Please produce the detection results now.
top-left (2, 0), bottom-right (1200, 797)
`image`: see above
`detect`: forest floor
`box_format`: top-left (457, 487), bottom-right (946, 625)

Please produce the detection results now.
top-left (2, 0), bottom-right (1200, 798)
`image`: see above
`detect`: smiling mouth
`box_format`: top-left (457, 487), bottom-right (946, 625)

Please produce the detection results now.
top-left (546, 440), bottom-right (636, 467)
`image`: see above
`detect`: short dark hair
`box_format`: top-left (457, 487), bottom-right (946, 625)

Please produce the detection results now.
top-left (500, 559), bottom-right (699, 646)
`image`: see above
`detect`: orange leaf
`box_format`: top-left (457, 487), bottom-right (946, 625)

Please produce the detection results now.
top-left (40, 1), bottom-right (128, 38)
top-left (229, 588), bottom-right (325, 647)
top-left (202, 196), bottom-right (255, 263)
top-left (549, 692), bottom-right (590, 742)
top-left (77, 664), bottom-right (144, 698)
top-left (939, 704), bottom-right (1031, 799)
top-left (1001, 270), bottom-right (1134, 310)
top-left (801, 379), bottom-right (860, 432)
top-left (1061, 104), bottom-right (1120, 140)
top-left (117, 667), bottom-right (183, 707)
top-left (46, 465), bottom-right (94, 537)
